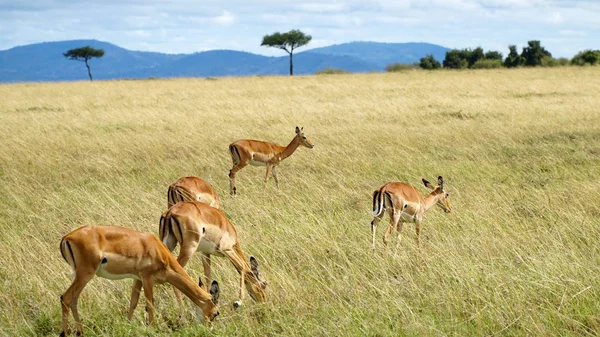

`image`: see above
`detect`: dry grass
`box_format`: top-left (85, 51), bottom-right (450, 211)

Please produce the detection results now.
top-left (1, 67), bottom-right (599, 336)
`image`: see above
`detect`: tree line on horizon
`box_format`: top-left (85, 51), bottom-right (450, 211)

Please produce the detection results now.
top-left (62, 34), bottom-right (599, 81)
top-left (396, 40), bottom-right (600, 72)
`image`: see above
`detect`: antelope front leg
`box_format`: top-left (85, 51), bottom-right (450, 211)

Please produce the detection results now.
top-left (264, 165), bottom-right (273, 189)
top-left (222, 249), bottom-right (248, 308)
top-left (141, 276), bottom-right (155, 325)
top-left (173, 241), bottom-right (199, 314)
top-left (272, 166), bottom-right (279, 188)
top-left (201, 254), bottom-right (212, 289)
top-left (128, 279), bottom-right (143, 320)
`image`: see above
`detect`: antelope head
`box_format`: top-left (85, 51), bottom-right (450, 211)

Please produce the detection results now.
top-left (422, 176), bottom-right (452, 213)
top-left (295, 126), bottom-right (314, 149)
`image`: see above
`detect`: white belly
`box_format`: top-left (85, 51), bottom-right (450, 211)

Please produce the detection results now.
top-left (399, 212), bottom-right (418, 223)
top-left (198, 238), bottom-right (225, 257)
top-left (95, 267), bottom-right (140, 281)
top-left (249, 160), bottom-right (267, 167)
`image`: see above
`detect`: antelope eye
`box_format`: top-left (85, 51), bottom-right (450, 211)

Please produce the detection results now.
top-left (302, 136), bottom-right (306, 139)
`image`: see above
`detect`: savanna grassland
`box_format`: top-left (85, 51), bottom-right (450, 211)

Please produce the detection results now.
top-left (1, 67), bottom-right (599, 337)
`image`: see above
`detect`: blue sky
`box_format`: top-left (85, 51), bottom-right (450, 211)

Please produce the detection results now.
top-left (0, 0), bottom-right (598, 58)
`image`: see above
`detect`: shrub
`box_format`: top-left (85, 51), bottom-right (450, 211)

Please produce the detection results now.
top-left (385, 63), bottom-right (415, 72)
top-left (541, 56), bottom-right (561, 67)
top-left (557, 58), bottom-right (569, 66)
top-left (419, 54), bottom-right (441, 70)
top-left (443, 50), bottom-right (469, 69)
top-left (471, 59), bottom-right (503, 69)
top-left (571, 49), bottom-right (600, 66)
top-left (315, 67), bottom-right (350, 75)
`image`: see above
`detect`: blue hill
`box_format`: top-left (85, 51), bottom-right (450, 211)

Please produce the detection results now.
top-left (305, 41), bottom-right (450, 68)
top-left (0, 40), bottom-right (451, 82)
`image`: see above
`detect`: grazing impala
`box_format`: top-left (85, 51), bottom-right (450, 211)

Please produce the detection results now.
top-left (228, 126), bottom-right (314, 195)
top-left (168, 176), bottom-right (220, 209)
top-left (159, 201), bottom-right (267, 307)
top-left (370, 176), bottom-right (452, 250)
top-left (59, 225), bottom-right (220, 336)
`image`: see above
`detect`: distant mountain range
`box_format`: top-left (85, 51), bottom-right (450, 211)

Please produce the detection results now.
top-left (0, 40), bottom-right (450, 82)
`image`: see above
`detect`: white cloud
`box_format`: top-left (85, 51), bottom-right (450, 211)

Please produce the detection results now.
top-left (213, 11), bottom-right (236, 25)
top-left (0, 0), bottom-right (598, 58)
top-left (559, 29), bottom-right (587, 37)
top-left (546, 12), bottom-right (564, 24)
top-left (295, 3), bottom-right (349, 12)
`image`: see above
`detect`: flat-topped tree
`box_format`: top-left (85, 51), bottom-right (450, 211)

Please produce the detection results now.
top-left (261, 29), bottom-right (312, 76)
top-left (63, 46), bottom-right (105, 81)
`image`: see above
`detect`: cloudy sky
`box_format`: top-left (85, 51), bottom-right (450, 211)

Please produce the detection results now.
top-left (1, 0), bottom-right (598, 58)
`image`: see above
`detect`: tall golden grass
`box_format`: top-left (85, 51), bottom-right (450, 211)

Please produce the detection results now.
top-left (0, 67), bottom-right (599, 336)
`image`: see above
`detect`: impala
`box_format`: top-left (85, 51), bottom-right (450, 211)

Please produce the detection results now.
top-left (59, 225), bottom-right (220, 336)
top-left (228, 126), bottom-right (314, 195)
top-left (370, 176), bottom-right (452, 250)
top-left (159, 201), bottom-right (267, 307)
top-left (168, 176), bottom-right (220, 209)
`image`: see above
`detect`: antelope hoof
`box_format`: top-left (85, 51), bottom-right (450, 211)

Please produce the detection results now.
top-left (233, 300), bottom-right (242, 309)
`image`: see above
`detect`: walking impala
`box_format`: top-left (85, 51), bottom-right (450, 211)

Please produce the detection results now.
top-left (59, 225), bottom-right (220, 336)
top-left (370, 176), bottom-right (452, 250)
top-left (228, 126), bottom-right (314, 195)
top-left (159, 201), bottom-right (267, 307)
top-left (168, 176), bottom-right (220, 209)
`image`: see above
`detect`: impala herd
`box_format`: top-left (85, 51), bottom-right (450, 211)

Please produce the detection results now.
top-left (59, 126), bottom-right (452, 336)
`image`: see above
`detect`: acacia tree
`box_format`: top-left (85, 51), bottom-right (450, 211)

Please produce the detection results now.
top-left (63, 46), bottom-right (105, 81)
top-left (261, 29), bottom-right (312, 76)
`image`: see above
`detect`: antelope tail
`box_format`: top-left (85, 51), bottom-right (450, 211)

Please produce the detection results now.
top-left (384, 191), bottom-right (394, 214)
top-left (372, 188), bottom-right (384, 217)
top-left (60, 238), bottom-right (77, 275)
top-left (168, 184), bottom-right (194, 208)
top-left (229, 144), bottom-right (241, 166)
top-left (167, 184), bottom-right (176, 208)
top-left (159, 211), bottom-right (183, 252)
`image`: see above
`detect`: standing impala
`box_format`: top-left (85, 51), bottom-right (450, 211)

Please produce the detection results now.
top-left (159, 201), bottom-right (268, 307)
top-left (228, 126), bottom-right (314, 195)
top-left (59, 225), bottom-right (220, 336)
top-left (370, 176), bottom-right (452, 250)
top-left (168, 176), bottom-right (220, 209)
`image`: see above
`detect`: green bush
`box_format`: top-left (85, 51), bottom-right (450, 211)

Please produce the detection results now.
top-left (471, 59), bottom-right (503, 69)
top-left (315, 67), bottom-right (350, 75)
top-left (541, 56), bottom-right (569, 67)
top-left (571, 49), bottom-right (600, 66)
top-left (557, 58), bottom-right (569, 66)
top-left (385, 63), bottom-right (415, 72)
top-left (419, 54), bottom-right (441, 70)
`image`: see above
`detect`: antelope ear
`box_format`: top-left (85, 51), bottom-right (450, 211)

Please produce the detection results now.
top-left (295, 126), bottom-right (300, 134)
top-left (438, 176), bottom-right (444, 191)
top-left (210, 281), bottom-right (220, 305)
top-left (422, 178), bottom-right (434, 189)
